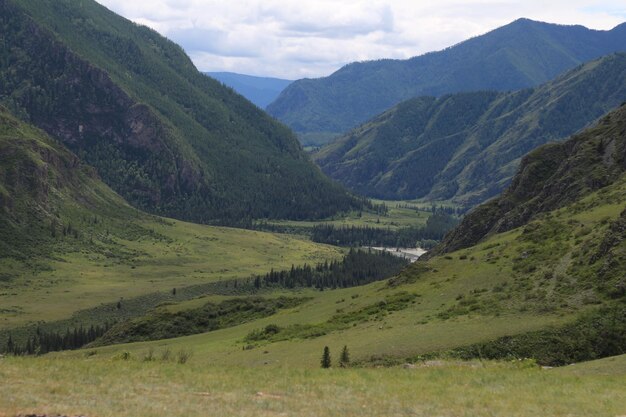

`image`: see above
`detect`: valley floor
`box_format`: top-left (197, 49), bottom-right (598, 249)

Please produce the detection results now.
top-left (1, 355), bottom-right (625, 417)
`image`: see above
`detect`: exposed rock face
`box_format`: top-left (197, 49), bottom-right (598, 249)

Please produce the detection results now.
top-left (0, 2), bottom-right (198, 209)
top-left (432, 104), bottom-right (626, 255)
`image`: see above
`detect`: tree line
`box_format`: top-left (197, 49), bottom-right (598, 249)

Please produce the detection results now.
top-left (311, 212), bottom-right (459, 248)
top-left (3, 323), bottom-right (112, 356)
top-left (251, 248), bottom-right (408, 290)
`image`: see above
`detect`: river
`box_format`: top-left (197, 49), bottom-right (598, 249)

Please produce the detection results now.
top-left (368, 246), bottom-right (427, 263)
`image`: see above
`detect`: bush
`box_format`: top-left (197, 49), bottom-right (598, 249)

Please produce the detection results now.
top-left (176, 349), bottom-right (192, 364)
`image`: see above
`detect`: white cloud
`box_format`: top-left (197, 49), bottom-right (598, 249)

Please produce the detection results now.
top-left (95, 0), bottom-right (626, 79)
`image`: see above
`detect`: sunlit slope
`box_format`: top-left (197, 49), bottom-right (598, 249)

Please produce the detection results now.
top-left (59, 174), bottom-right (623, 367)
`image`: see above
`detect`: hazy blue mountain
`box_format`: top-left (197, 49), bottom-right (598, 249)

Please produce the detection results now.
top-left (313, 53), bottom-right (626, 206)
top-left (206, 72), bottom-right (292, 108)
top-left (268, 18), bottom-right (626, 145)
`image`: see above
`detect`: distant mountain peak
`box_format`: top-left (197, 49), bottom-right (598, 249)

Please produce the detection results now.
top-left (268, 18), bottom-right (626, 145)
top-left (313, 53), bottom-right (626, 205)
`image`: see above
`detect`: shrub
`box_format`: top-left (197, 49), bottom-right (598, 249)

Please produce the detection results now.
top-left (176, 349), bottom-right (192, 364)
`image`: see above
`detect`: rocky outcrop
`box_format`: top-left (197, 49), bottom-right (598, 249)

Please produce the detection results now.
top-left (432, 103), bottom-right (626, 255)
top-left (0, 1), bottom-right (202, 210)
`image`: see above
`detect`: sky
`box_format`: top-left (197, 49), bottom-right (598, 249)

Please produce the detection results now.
top-left (95, 0), bottom-right (626, 80)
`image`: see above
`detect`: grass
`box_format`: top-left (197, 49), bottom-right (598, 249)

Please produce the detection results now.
top-left (4, 179), bottom-right (624, 368)
top-left (265, 200), bottom-right (433, 231)
top-left (0, 217), bottom-right (342, 330)
top-left (0, 356), bottom-right (625, 417)
top-left (556, 354), bottom-right (626, 376)
top-left (23, 176), bottom-right (619, 370)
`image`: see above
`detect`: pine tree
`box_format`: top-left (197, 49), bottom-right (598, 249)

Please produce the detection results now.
top-left (339, 345), bottom-right (350, 367)
top-left (321, 346), bottom-right (331, 368)
top-left (6, 334), bottom-right (14, 354)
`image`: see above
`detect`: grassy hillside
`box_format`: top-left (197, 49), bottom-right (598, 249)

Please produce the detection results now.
top-left (2, 175), bottom-right (625, 412)
top-left (0, 0), bottom-right (359, 223)
top-left (314, 54), bottom-right (626, 205)
top-left (17, 103), bottom-right (623, 366)
top-left (63, 173), bottom-right (623, 368)
top-left (3, 105), bottom-right (624, 363)
top-left (268, 18), bottom-right (626, 144)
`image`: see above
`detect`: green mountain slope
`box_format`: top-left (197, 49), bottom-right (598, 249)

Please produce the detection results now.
top-left (0, 105), bottom-right (131, 260)
top-left (2, 103), bottom-right (625, 377)
top-left (434, 102), bottom-right (626, 255)
top-left (0, 0), bottom-right (358, 223)
top-left (314, 53), bottom-right (626, 205)
top-left (268, 18), bottom-right (626, 144)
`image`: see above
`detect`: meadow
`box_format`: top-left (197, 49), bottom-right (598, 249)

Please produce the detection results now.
top-left (0, 216), bottom-right (342, 330)
top-left (264, 200), bottom-right (437, 231)
top-left (1, 166), bottom-right (625, 417)
top-left (1, 355), bottom-right (625, 417)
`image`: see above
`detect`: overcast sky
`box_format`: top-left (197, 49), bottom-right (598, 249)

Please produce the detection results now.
top-left (95, 0), bottom-right (626, 80)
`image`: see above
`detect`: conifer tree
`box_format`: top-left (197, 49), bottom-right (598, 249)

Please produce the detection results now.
top-left (339, 345), bottom-right (350, 367)
top-left (321, 346), bottom-right (331, 368)
top-left (6, 334), bottom-right (14, 354)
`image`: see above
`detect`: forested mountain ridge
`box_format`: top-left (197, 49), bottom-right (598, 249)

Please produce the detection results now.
top-left (0, 0), bottom-right (359, 223)
top-left (433, 102), bottom-right (626, 255)
top-left (268, 18), bottom-right (626, 144)
top-left (206, 72), bottom-right (292, 109)
top-left (314, 53), bottom-right (626, 205)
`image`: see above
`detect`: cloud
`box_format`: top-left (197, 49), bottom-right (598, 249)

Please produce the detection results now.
top-left (95, 0), bottom-right (626, 79)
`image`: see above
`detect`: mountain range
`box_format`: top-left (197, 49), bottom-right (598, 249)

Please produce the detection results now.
top-left (205, 72), bottom-right (292, 109)
top-left (1, 0), bottom-right (626, 402)
top-left (313, 53), bottom-right (626, 206)
top-left (0, 0), bottom-right (358, 224)
top-left (268, 18), bottom-right (626, 145)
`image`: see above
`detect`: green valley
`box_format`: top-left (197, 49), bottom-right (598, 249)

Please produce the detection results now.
top-left (1, 3), bottom-right (626, 417)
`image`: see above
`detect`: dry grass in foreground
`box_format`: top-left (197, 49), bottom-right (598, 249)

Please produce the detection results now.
top-left (1, 355), bottom-right (625, 417)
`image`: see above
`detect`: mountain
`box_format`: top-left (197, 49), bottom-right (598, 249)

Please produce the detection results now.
top-left (205, 72), bottom-right (292, 109)
top-left (313, 53), bottom-right (626, 205)
top-left (0, 105), bottom-right (131, 259)
top-left (433, 102), bottom-right (626, 255)
top-left (268, 18), bottom-right (626, 145)
top-left (0, 0), bottom-right (359, 224)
